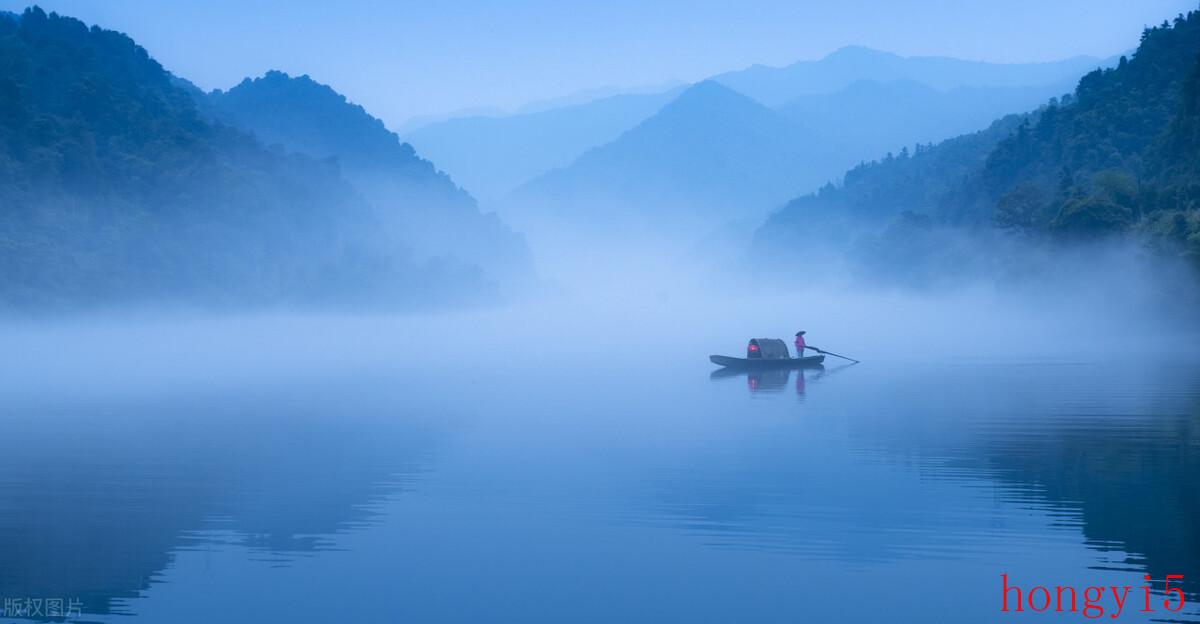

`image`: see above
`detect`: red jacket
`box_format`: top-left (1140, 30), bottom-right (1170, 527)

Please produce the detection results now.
top-left (795, 336), bottom-right (806, 351)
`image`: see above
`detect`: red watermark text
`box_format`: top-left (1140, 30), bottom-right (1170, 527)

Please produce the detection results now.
top-left (1001, 573), bottom-right (1186, 619)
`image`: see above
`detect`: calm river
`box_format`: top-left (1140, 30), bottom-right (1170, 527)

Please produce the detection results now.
top-left (0, 299), bottom-right (1197, 623)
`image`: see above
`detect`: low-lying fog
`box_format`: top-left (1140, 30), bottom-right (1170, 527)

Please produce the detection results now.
top-left (4, 223), bottom-right (1199, 624)
top-left (3, 234), bottom-right (1195, 405)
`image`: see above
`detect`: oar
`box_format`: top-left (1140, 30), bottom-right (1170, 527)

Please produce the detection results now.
top-left (807, 346), bottom-right (860, 364)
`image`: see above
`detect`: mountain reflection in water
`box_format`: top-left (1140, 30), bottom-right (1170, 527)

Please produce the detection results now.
top-left (0, 321), bottom-right (1197, 623)
top-left (0, 377), bottom-right (439, 618)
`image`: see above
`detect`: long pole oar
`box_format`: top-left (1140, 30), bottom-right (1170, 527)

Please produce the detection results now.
top-left (807, 346), bottom-right (860, 364)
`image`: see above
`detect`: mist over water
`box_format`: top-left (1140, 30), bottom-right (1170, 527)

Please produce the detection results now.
top-left (2, 263), bottom-right (1199, 622)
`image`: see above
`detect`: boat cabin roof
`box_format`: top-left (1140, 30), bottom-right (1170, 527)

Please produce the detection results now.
top-left (748, 338), bottom-right (789, 359)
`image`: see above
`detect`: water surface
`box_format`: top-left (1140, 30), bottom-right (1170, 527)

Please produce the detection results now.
top-left (1, 305), bottom-right (1197, 623)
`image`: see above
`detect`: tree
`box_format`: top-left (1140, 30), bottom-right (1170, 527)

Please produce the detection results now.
top-left (995, 183), bottom-right (1049, 233)
top-left (1091, 170), bottom-right (1138, 209)
top-left (1051, 194), bottom-right (1133, 237)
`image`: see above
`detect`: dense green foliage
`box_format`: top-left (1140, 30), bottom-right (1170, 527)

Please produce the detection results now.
top-left (984, 11), bottom-right (1200, 253)
top-left (757, 10), bottom-right (1200, 278)
top-left (0, 8), bottom-right (492, 309)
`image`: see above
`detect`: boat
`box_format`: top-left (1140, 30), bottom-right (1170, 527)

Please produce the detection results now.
top-left (710, 337), bottom-right (825, 369)
top-left (709, 354), bottom-right (825, 369)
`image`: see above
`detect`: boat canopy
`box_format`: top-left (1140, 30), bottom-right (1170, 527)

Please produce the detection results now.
top-left (748, 338), bottom-right (789, 359)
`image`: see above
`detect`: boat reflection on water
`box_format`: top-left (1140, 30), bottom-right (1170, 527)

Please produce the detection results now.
top-left (710, 363), bottom-right (856, 397)
top-left (749, 368), bottom-right (792, 393)
top-left (709, 366), bottom-right (810, 395)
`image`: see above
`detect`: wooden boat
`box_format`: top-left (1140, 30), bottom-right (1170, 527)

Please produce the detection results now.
top-left (709, 354), bottom-right (825, 369)
top-left (711, 338), bottom-right (824, 369)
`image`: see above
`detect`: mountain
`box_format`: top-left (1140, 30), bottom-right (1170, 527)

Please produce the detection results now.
top-left (509, 81), bottom-right (833, 235)
top-left (403, 88), bottom-right (682, 201)
top-left (778, 78), bottom-right (1076, 165)
top-left (1151, 47), bottom-right (1200, 204)
top-left (494, 52), bottom-right (1110, 243)
top-left (506, 74), bottom-right (1080, 242)
top-left (408, 48), bottom-right (1105, 206)
top-left (207, 71), bottom-right (453, 178)
top-left (979, 14), bottom-right (1200, 240)
top-left (714, 45), bottom-right (1111, 106)
top-left (393, 105), bottom-right (507, 135)
top-left (0, 8), bottom-right (492, 309)
top-left (203, 71), bottom-right (533, 283)
top-left (751, 113), bottom-right (1030, 283)
top-left (753, 11), bottom-right (1200, 285)
top-left (511, 80), bottom-right (684, 115)
top-left (763, 114), bottom-right (1030, 229)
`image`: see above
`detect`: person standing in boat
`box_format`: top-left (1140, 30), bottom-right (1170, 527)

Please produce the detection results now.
top-left (794, 331), bottom-right (807, 359)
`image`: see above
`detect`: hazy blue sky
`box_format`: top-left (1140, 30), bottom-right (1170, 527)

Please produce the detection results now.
top-left (3, 1), bottom-right (1196, 126)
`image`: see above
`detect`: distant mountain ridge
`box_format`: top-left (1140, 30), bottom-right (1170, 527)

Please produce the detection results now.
top-left (512, 80), bottom-right (685, 115)
top-left (404, 88), bottom-right (683, 201)
top-left (714, 45), bottom-right (1111, 105)
top-left (400, 44), bottom-right (1104, 214)
top-left (405, 46), bottom-right (1108, 205)
top-left (777, 78), bottom-right (1077, 161)
top-left (505, 69), bottom-right (1087, 245)
top-left (510, 80), bottom-right (831, 233)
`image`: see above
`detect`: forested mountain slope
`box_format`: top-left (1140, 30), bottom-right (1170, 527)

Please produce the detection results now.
top-left (205, 71), bottom-right (532, 283)
top-left (755, 12), bottom-right (1200, 276)
top-left (0, 9), bottom-right (500, 308)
